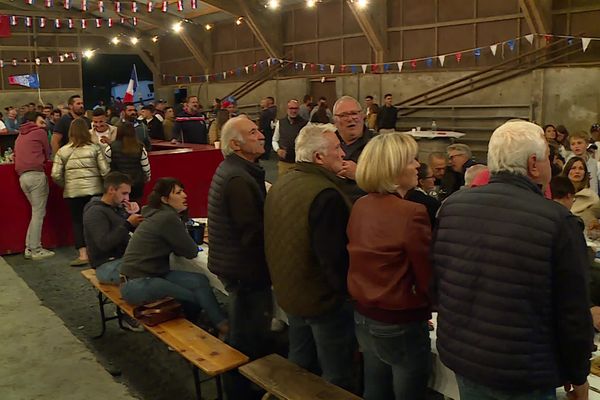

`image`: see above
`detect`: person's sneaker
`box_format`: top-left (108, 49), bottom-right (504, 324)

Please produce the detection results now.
top-left (121, 315), bottom-right (144, 332)
top-left (31, 248), bottom-right (55, 261)
top-left (69, 258), bottom-right (89, 267)
top-left (23, 248), bottom-right (32, 260)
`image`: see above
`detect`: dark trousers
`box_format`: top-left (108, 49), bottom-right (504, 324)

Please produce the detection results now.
top-left (221, 279), bottom-right (273, 399)
top-left (67, 195), bottom-right (93, 249)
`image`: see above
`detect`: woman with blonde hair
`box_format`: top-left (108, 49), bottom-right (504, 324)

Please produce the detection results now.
top-left (208, 109), bottom-right (229, 145)
top-left (347, 132), bottom-right (432, 400)
top-left (52, 118), bottom-right (109, 266)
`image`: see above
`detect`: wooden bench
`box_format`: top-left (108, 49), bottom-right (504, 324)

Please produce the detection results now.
top-left (81, 268), bottom-right (249, 400)
top-left (239, 353), bottom-right (362, 400)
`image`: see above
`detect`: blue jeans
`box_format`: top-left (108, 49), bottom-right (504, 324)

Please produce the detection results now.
top-left (456, 375), bottom-right (556, 400)
top-left (354, 312), bottom-right (431, 400)
top-left (287, 301), bottom-right (356, 391)
top-left (95, 259), bottom-right (123, 285)
top-left (120, 270), bottom-right (226, 327)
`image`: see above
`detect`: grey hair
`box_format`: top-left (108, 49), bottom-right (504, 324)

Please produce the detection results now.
top-left (487, 120), bottom-right (547, 176)
top-left (464, 164), bottom-right (488, 187)
top-left (333, 95), bottom-right (361, 115)
top-left (447, 143), bottom-right (472, 159)
top-left (295, 123), bottom-right (338, 163)
top-left (220, 115), bottom-right (246, 156)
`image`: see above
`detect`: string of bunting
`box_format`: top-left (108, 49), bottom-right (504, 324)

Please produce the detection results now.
top-left (7, 13), bottom-right (144, 28)
top-left (21, 0), bottom-right (198, 11)
top-left (160, 33), bottom-right (599, 84)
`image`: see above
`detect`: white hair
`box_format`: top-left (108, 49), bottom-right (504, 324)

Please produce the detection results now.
top-left (487, 121), bottom-right (547, 176)
top-left (332, 95), bottom-right (361, 115)
top-left (447, 143), bottom-right (472, 159)
top-left (464, 164), bottom-right (488, 187)
top-left (220, 115), bottom-right (246, 156)
top-left (295, 123), bottom-right (337, 163)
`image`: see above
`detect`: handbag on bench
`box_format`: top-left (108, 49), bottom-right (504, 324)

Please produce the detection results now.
top-left (133, 297), bottom-right (183, 326)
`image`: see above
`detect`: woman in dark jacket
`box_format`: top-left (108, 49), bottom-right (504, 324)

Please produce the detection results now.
top-left (105, 122), bottom-right (151, 202)
top-left (347, 132), bottom-right (432, 400)
top-left (119, 178), bottom-right (228, 336)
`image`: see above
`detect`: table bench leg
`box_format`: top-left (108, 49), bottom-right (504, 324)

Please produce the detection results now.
top-left (92, 291), bottom-right (120, 339)
top-left (192, 365), bottom-right (203, 400)
top-left (215, 374), bottom-right (223, 400)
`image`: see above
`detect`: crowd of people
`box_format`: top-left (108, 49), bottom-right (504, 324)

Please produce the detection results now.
top-left (7, 91), bottom-right (600, 400)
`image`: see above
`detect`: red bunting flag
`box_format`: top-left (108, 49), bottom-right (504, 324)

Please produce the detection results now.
top-left (115, 1), bottom-right (121, 12)
top-left (68, 18), bottom-right (74, 29)
top-left (410, 59), bottom-right (417, 69)
top-left (131, 1), bottom-right (137, 12)
top-left (191, 0), bottom-right (197, 9)
top-left (95, 18), bottom-right (101, 28)
top-left (162, 1), bottom-right (167, 12)
top-left (455, 52), bottom-right (462, 62)
top-left (98, 0), bottom-right (104, 12)
top-left (147, 1), bottom-right (153, 12)
top-left (177, 0), bottom-right (183, 11)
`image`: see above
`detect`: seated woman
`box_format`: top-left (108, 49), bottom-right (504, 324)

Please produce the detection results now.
top-left (405, 162), bottom-right (441, 226)
top-left (347, 132), bottom-right (432, 400)
top-left (120, 178), bottom-right (228, 336)
top-left (562, 156), bottom-right (600, 229)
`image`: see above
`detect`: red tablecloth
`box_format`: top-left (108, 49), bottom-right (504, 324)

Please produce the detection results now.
top-left (0, 145), bottom-right (223, 255)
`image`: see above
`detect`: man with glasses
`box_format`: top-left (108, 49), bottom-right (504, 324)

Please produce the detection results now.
top-left (332, 96), bottom-right (376, 202)
top-left (272, 99), bottom-right (308, 176)
top-left (446, 143), bottom-right (479, 195)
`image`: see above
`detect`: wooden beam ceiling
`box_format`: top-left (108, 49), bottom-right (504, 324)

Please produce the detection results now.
top-left (519, 0), bottom-right (552, 34)
top-left (346, 0), bottom-right (387, 64)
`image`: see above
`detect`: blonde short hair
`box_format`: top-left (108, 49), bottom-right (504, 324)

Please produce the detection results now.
top-left (356, 132), bottom-right (418, 193)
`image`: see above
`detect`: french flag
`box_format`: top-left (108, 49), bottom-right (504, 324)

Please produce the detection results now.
top-left (123, 65), bottom-right (138, 103)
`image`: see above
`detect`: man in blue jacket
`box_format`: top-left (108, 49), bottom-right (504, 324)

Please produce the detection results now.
top-left (433, 120), bottom-right (593, 400)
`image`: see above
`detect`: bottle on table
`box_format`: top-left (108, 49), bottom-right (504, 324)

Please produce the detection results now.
top-left (431, 121), bottom-right (437, 133)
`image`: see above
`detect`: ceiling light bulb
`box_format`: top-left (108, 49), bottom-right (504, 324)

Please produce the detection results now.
top-left (172, 21), bottom-right (182, 32)
top-left (83, 49), bottom-right (94, 58)
top-left (356, 0), bottom-right (368, 8)
top-left (204, 24), bottom-right (213, 30)
top-left (111, 36), bottom-right (120, 45)
top-left (130, 37), bottom-right (139, 45)
top-left (151, 36), bottom-right (159, 43)
top-left (267, 0), bottom-right (279, 9)
top-left (307, 0), bottom-right (316, 7)
top-left (235, 17), bottom-right (243, 25)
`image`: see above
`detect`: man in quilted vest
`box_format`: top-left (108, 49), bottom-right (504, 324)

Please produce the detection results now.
top-left (433, 120), bottom-right (593, 400)
top-left (265, 123), bottom-right (356, 392)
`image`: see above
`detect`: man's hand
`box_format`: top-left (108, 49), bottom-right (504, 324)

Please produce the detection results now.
top-left (123, 200), bottom-right (140, 215)
top-left (564, 381), bottom-right (589, 400)
top-left (100, 136), bottom-right (111, 144)
top-left (127, 214), bottom-right (144, 227)
top-left (277, 148), bottom-right (287, 160)
top-left (337, 160), bottom-right (357, 180)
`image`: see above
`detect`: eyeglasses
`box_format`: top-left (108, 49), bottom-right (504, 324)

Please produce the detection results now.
top-left (334, 111), bottom-right (362, 120)
top-left (288, 107), bottom-right (299, 110)
top-left (448, 153), bottom-right (465, 160)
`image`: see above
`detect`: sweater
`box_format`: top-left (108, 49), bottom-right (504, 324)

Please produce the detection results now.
top-left (433, 172), bottom-right (593, 391)
top-left (83, 197), bottom-right (133, 268)
top-left (376, 105), bottom-right (398, 130)
top-left (265, 162), bottom-right (351, 317)
top-left (14, 122), bottom-right (50, 175)
top-left (173, 111), bottom-right (208, 144)
top-left (120, 204), bottom-right (198, 279)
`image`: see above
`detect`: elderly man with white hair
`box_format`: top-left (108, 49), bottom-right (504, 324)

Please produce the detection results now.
top-left (433, 121), bottom-right (593, 400)
top-left (264, 123), bottom-right (356, 392)
top-left (207, 115), bottom-right (273, 399)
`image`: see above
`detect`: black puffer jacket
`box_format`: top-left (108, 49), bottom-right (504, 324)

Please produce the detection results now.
top-left (433, 172), bottom-right (593, 391)
top-left (207, 154), bottom-right (270, 285)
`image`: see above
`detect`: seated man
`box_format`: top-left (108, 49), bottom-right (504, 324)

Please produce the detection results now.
top-left (83, 172), bottom-right (143, 284)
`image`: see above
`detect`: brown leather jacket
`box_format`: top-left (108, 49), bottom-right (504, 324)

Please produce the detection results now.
top-left (347, 192), bottom-right (432, 323)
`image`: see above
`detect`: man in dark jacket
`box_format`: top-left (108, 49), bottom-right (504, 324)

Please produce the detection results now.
top-left (207, 115), bottom-right (272, 399)
top-left (333, 95), bottom-right (375, 202)
top-left (258, 97), bottom-right (277, 159)
top-left (172, 96), bottom-right (209, 144)
top-left (433, 120), bottom-right (593, 400)
top-left (83, 172), bottom-right (143, 284)
top-left (265, 123), bottom-right (356, 392)
top-left (376, 93), bottom-right (397, 133)
top-left (140, 105), bottom-right (165, 140)
top-left (442, 143), bottom-right (479, 197)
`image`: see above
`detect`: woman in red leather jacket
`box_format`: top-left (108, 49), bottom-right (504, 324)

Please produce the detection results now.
top-left (347, 132), bottom-right (432, 400)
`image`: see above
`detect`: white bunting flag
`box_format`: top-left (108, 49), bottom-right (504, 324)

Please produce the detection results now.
top-left (175, 76), bottom-right (179, 83)
top-left (525, 34), bottom-right (534, 45)
top-left (438, 55), bottom-right (445, 66)
top-left (82, 0), bottom-right (87, 11)
top-left (330, 64), bottom-right (335, 74)
top-left (490, 44), bottom-right (497, 56)
top-left (205, 74), bottom-right (209, 81)
top-left (223, 71), bottom-right (227, 79)
top-left (81, 19), bottom-right (87, 29)
top-left (35, 57), bottom-right (41, 65)
top-left (132, 1), bottom-right (138, 12)
top-left (108, 18), bottom-right (113, 27)
top-left (397, 61), bottom-right (403, 72)
top-left (267, 58), bottom-right (272, 66)
top-left (39, 17), bottom-right (46, 28)
top-left (1, 60), bottom-right (4, 68)
top-left (47, 56), bottom-right (53, 63)
top-left (244, 66), bottom-right (249, 74)
top-left (582, 38), bottom-right (592, 52)
top-left (26, 17), bottom-right (32, 27)
top-left (96, 18), bottom-right (101, 28)
top-left (302, 63), bottom-right (307, 71)
top-left (59, 55), bottom-right (64, 62)
top-left (162, 1), bottom-right (167, 12)
top-left (361, 64), bottom-right (367, 73)
top-left (147, 1), bottom-right (153, 12)
top-left (98, 0), bottom-right (104, 12)
top-left (68, 18), bottom-right (74, 29)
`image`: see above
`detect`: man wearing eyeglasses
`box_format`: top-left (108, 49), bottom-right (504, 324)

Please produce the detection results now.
top-left (332, 96), bottom-right (376, 202)
top-left (272, 99), bottom-right (308, 176)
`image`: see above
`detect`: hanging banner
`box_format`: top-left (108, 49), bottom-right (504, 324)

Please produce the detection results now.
top-left (8, 73), bottom-right (40, 89)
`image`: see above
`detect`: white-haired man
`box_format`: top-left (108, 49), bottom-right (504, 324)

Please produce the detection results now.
top-left (207, 115), bottom-right (273, 399)
top-left (433, 121), bottom-right (593, 400)
top-left (264, 123), bottom-right (356, 391)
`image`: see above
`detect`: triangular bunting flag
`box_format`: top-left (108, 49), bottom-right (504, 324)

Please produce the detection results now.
top-left (329, 65), bottom-right (335, 74)
top-left (361, 64), bottom-right (367, 73)
top-left (397, 61), bottom-right (403, 72)
top-left (582, 38), bottom-right (592, 52)
top-left (410, 60), bottom-right (417, 69)
top-left (223, 71), bottom-right (227, 79)
top-left (438, 55), bottom-right (445, 66)
top-left (490, 44), bottom-right (497, 56)
top-left (244, 66), bottom-right (249, 74)
top-left (455, 53), bottom-right (462, 62)
top-left (525, 34), bottom-right (534, 45)
top-left (302, 63), bottom-right (307, 71)
top-left (507, 40), bottom-right (515, 51)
